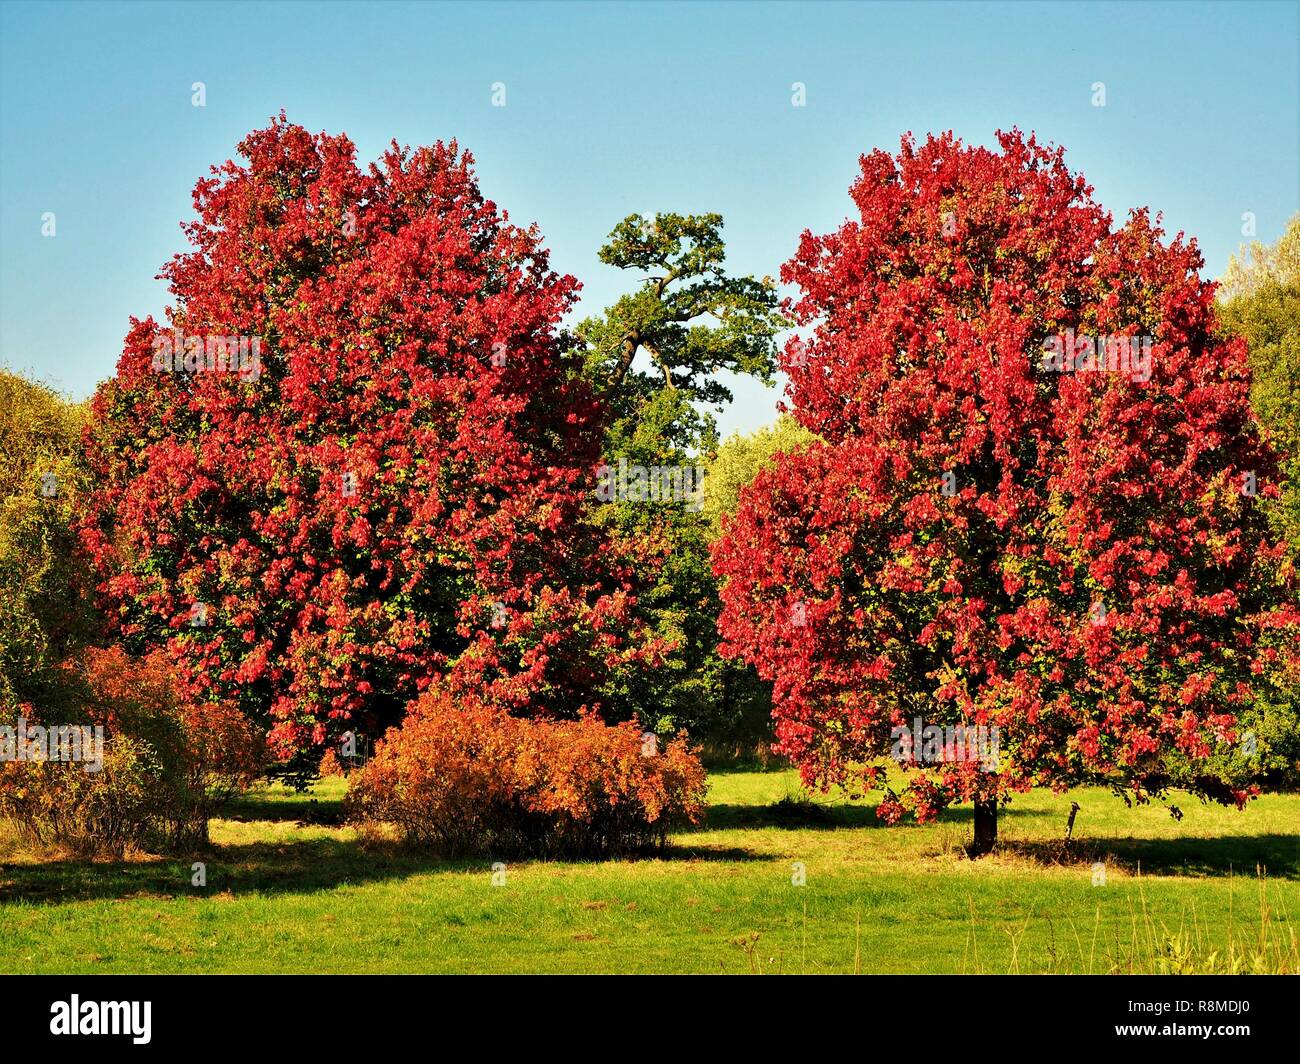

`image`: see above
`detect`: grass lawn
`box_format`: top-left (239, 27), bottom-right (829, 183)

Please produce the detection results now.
top-left (1, 770), bottom-right (1297, 974)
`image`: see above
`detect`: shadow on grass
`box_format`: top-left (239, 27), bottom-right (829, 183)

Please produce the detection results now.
top-left (999, 834), bottom-right (1300, 879)
top-left (702, 798), bottom-right (1035, 831)
top-left (222, 794), bottom-right (345, 825)
top-left (0, 833), bottom-right (766, 905)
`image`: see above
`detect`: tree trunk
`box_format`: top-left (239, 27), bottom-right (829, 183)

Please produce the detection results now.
top-left (970, 797), bottom-right (998, 857)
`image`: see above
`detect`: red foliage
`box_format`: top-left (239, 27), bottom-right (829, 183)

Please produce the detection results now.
top-left (76, 644), bottom-right (179, 733)
top-left (80, 117), bottom-right (657, 764)
top-left (346, 683), bottom-right (707, 856)
top-left (713, 131), bottom-right (1300, 818)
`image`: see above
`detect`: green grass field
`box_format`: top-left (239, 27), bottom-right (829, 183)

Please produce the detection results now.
top-left (2, 770), bottom-right (1297, 974)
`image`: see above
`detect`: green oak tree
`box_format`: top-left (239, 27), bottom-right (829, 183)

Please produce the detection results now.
top-left (579, 213), bottom-right (787, 754)
top-left (579, 212), bottom-right (785, 456)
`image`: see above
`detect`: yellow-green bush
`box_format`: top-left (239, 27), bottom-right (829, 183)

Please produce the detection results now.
top-left (0, 371), bottom-right (99, 717)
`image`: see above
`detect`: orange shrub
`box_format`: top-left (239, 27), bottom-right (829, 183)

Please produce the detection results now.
top-left (346, 687), bottom-right (707, 857)
top-left (0, 647), bottom-right (263, 853)
top-left (0, 734), bottom-right (161, 857)
top-left (319, 748), bottom-right (346, 777)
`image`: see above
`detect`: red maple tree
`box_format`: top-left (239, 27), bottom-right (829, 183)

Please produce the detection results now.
top-left (82, 116), bottom-right (658, 770)
top-left (713, 131), bottom-right (1300, 852)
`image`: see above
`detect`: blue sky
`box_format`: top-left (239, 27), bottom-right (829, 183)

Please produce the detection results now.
top-left (2, 0), bottom-right (1297, 439)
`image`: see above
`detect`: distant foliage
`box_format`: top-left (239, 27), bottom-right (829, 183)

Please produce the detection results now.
top-left (346, 684), bottom-right (707, 857)
top-left (576, 213), bottom-right (786, 751)
top-left (0, 371), bottom-right (99, 718)
top-left (1218, 213), bottom-right (1300, 556)
top-left (702, 416), bottom-right (817, 535)
top-left (578, 211), bottom-right (785, 457)
top-left (1217, 213), bottom-right (1300, 786)
top-left (1219, 213), bottom-right (1300, 303)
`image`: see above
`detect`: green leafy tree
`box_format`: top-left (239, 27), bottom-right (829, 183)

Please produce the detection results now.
top-left (0, 371), bottom-right (99, 717)
top-left (578, 214), bottom-right (787, 754)
top-left (1217, 214), bottom-right (1300, 787)
top-left (701, 415), bottom-right (818, 535)
top-left (1219, 213), bottom-right (1300, 555)
top-left (579, 212), bottom-right (786, 456)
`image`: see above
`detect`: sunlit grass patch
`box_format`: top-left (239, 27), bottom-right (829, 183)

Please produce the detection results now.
top-left (1, 770), bottom-right (1296, 973)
